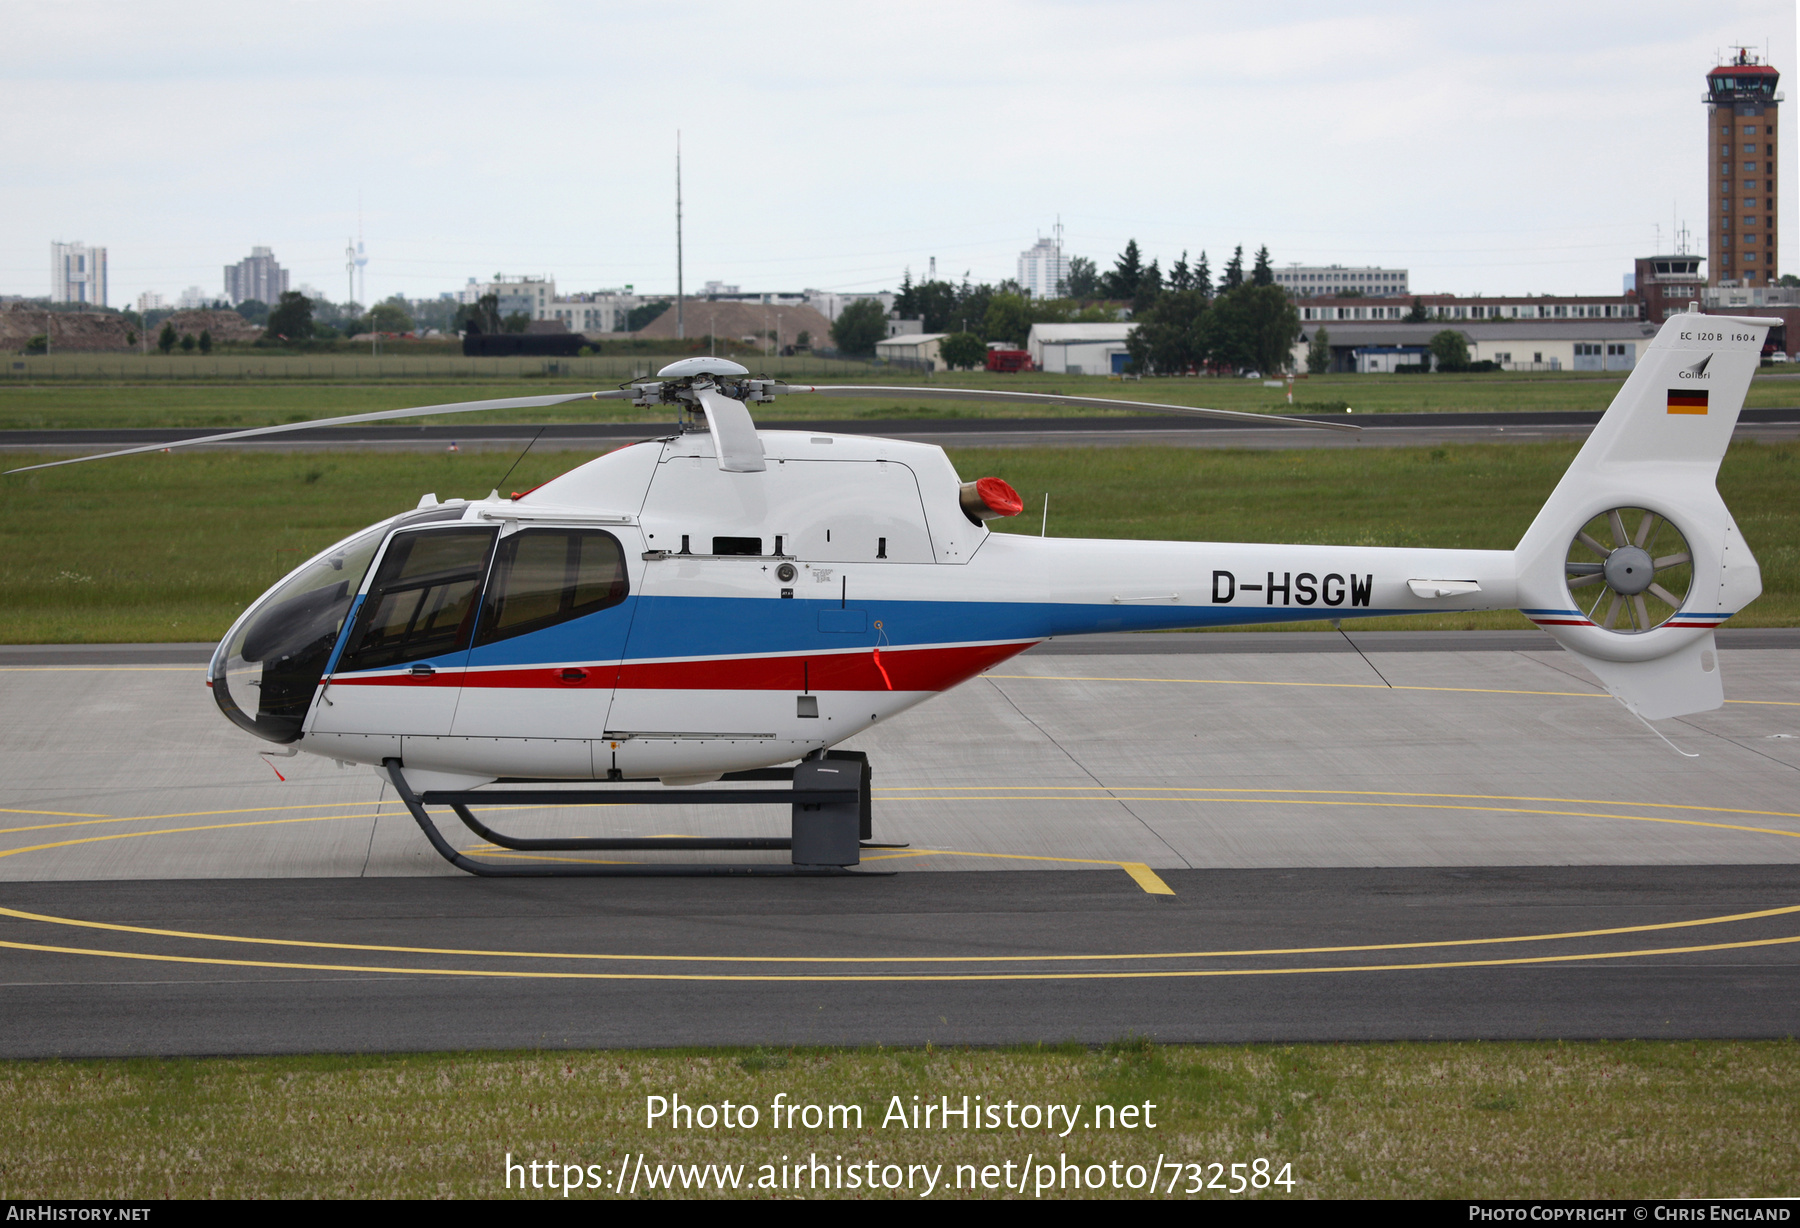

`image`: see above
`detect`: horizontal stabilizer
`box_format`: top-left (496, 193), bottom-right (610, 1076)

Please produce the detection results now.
top-left (1565, 631), bottom-right (1722, 720)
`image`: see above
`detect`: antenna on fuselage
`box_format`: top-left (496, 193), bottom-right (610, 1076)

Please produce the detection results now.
top-left (675, 131), bottom-right (685, 341)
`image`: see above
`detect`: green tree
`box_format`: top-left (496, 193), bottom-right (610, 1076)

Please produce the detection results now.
top-left (981, 293), bottom-right (1033, 348)
top-left (1193, 251), bottom-right (1212, 298)
top-left (158, 322), bottom-right (177, 354)
top-left (235, 299), bottom-right (270, 326)
top-left (1063, 256), bottom-right (1099, 299)
top-left (1779, 273), bottom-right (1799, 288)
top-left (795, 329), bottom-right (811, 348)
top-left (625, 299), bottom-right (670, 332)
top-left (179, 333), bottom-right (197, 353)
top-left (1405, 296), bottom-right (1429, 323)
top-left (24, 334), bottom-right (47, 355)
top-left (1133, 260), bottom-right (1163, 314)
top-left (1252, 246), bottom-right (1274, 286)
top-left (893, 277), bottom-right (961, 332)
top-left (265, 291), bottom-right (315, 341)
top-left (502, 311), bottom-right (531, 334)
top-left (1428, 329), bottom-right (1470, 372)
top-left (830, 297), bottom-right (889, 356)
top-left (1221, 246), bottom-right (1245, 292)
top-left (1101, 240), bottom-right (1144, 301)
top-left (198, 329), bottom-right (212, 355)
top-left (1305, 327), bottom-right (1331, 374)
top-left (1167, 252), bottom-right (1192, 293)
top-left (1200, 283), bottom-right (1299, 374)
top-left (939, 332), bottom-right (987, 370)
top-left (370, 298), bottom-right (414, 333)
top-left (1124, 288), bottom-right (1209, 374)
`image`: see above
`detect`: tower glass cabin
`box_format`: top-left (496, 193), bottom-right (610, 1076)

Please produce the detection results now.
top-left (1707, 50), bottom-right (1781, 288)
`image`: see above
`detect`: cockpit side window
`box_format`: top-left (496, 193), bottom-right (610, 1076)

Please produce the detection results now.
top-left (475, 529), bottom-right (628, 646)
top-left (336, 527), bottom-right (497, 672)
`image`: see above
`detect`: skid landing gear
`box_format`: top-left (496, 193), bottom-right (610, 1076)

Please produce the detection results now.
top-left (383, 751), bottom-right (902, 877)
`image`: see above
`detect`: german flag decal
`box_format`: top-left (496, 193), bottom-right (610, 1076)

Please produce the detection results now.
top-left (1667, 389), bottom-right (1709, 414)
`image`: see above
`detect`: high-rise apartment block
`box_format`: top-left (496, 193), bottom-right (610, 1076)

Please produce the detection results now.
top-left (1018, 236), bottom-right (1068, 300)
top-left (51, 241), bottom-right (108, 307)
top-left (224, 246), bottom-right (290, 305)
top-left (1707, 50), bottom-right (1781, 287)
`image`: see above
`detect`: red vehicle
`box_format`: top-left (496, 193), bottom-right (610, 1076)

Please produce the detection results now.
top-left (984, 347), bottom-right (1034, 373)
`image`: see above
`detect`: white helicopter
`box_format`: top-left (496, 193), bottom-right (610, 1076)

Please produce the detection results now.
top-left (11, 309), bottom-right (1767, 874)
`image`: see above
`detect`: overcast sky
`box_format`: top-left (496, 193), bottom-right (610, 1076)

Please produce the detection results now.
top-left (3, 0), bottom-right (1793, 308)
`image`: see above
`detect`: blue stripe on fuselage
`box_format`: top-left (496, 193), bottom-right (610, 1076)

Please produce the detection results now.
top-left (459, 595), bottom-right (1409, 668)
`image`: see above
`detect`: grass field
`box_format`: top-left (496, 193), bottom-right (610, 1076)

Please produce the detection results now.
top-left (1, 440), bottom-right (1793, 642)
top-left (2, 369), bottom-right (1797, 431)
top-left (4, 1041), bottom-right (1796, 1199)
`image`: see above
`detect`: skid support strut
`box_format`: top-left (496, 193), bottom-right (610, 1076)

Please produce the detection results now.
top-left (382, 751), bottom-right (897, 877)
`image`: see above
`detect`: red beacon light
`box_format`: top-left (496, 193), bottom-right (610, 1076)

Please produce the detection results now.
top-left (958, 476), bottom-right (1024, 524)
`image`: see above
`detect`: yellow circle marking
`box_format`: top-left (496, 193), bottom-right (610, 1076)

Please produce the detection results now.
top-left (0, 932), bottom-right (1796, 983)
top-left (3, 891), bottom-right (1798, 966)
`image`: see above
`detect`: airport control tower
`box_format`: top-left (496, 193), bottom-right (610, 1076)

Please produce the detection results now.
top-left (1707, 49), bottom-right (1781, 287)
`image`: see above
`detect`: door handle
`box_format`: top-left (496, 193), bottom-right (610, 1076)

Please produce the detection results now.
top-left (558, 668), bottom-right (590, 685)
top-left (410, 663), bottom-right (436, 677)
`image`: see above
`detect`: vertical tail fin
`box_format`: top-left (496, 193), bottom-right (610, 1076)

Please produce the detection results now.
top-left (1513, 310), bottom-right (1768, 718)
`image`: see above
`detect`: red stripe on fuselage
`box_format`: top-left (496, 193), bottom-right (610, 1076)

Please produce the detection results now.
top-left (327, 641), bottom-right (1037, 694)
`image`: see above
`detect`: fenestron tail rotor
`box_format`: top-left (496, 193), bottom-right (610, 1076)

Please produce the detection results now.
top-left (1564, 507), bottom-right (1694, 633)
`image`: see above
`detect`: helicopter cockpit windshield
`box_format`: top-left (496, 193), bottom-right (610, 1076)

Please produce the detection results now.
top-left (210, 522), bottom-right (389, 743)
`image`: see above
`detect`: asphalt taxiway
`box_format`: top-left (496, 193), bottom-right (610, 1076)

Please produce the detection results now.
top-left (1, 632), bottom-right (1796, 1053)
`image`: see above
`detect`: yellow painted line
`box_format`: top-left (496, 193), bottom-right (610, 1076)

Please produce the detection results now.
top-left (0, 799), bottom-right (392, 835)
top-left (0, 813), bottom-right (370, 860)
top-left (872, 796), bottom-right (1800, 841)
top-left (5, 900), bottom-right (1797, 966)
top-left (459, 843), bottom-right (1176, 894)
top-left (0, 666), bottom-right (205, 672)
top-left (1122, 863), bottom-right (1175, 895)
top-left (0, 799), bottom-right (576, 838)
top-left (871, 786), bottom-right (1800, 824)
top-left (0, 808), bottom-right (108, 819)
top-left (987, 673), bottom-right (1800, 706)
top-left (2, 932), bottom-right (1797, 983)
top-left (988, 672), bottom-right (1605, 698)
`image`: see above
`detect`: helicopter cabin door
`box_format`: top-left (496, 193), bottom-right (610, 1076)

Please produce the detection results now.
top-left (443, 526), bottom-right (635, 778)
top-left (309, 524), bottom-right (498, 749)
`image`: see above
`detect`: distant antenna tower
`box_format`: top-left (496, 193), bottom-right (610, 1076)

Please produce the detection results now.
top-left (1054, 214), bottom-right (1064, 295)
top-left (344, 238), bottom-right (356, 303)
top-left (675, 132), bottom-right (685, 341)
top-left (354, 208), bottom-right (368, 307)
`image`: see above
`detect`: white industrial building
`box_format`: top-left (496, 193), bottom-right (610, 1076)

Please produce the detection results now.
top-left (1027, 322), bottom-right (1136, 375)
top-left (51, 241), bottom-right (108, 307)
top-left (875, 333), bottom-right (948, 371)
top-left (460, 275), bottom-right (555, 321)
top-left (1275, 265), bottom-right (1409, 297)
top-left (1291, 320), bottom-right (1659, 374)
top-left (547, 291), bottom-right (642, 335)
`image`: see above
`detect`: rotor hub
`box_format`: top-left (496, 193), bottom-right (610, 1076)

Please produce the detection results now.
top-left (1602, 545), bottom-right (1655, 595)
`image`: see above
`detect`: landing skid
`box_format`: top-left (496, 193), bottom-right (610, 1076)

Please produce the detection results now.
top-left (383, 751), bottom-right (902, 877)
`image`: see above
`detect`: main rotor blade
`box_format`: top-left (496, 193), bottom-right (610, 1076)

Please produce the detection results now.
top-left (773, 384), bottom-right (1362, 433)
top-left (694, 386), bottom-right (766, 472)
top-left (3, 390), bottom-right (634, 474)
